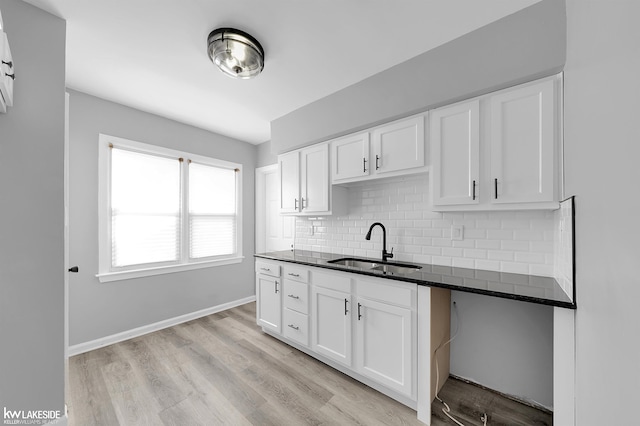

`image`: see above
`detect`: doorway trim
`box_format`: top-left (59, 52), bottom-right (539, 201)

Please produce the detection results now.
top-left (255, 164), bottom-right (278, 254)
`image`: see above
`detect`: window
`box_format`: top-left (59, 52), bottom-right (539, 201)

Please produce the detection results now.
top-left (98, 134), bottom-right (243, 282)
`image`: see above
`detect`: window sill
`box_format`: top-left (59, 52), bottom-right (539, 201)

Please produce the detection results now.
top-left (96, 256), bottom-right (245, 283)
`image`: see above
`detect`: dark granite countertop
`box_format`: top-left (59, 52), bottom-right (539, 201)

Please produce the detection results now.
top-left (254, 250), bottom-right (576, 309)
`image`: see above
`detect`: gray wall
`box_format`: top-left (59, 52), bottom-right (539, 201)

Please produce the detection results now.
top-left (271, 0), bottom-right (566, 154)
top-left (67, 90), bottom-right (257, 345)
top-left (256, 140), bottom-right (277, 168)
top-left (564, 1), bottom-right (640, 424)
top-left (449, 292), bottom-right (553, 408)
top-left (0, 0), bottom-right (66, 413)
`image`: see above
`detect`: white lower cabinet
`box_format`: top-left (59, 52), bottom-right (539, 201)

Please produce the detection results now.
top-left (256, 274), bottom-right (281, 334)
top-left (355, 277), bottom-right (415, 398)
top-left (312, 285), bottom-right (352, 366)
top-left (356, 297), bottom-right (413, 397)
top-left (257, 260), bottom-right (417, 402)
top-left (256, 259), bottom-right (450, 424)
top-left (256, 261), bottom-right (282, 334)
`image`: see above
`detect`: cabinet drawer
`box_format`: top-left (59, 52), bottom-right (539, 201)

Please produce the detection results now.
top-left (283, 280), bottom-right (309, 314)
top-left (256, 261), bottom-right (280, 278)
top-left (284, 265), bottom-right (309, 283)
top-left (356, 278), bottom-right (415, 308)
top-left (283, 308), bottom-right (309, 346)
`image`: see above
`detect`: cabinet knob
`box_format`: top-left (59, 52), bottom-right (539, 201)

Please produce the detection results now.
top-left (68, 266), bottom-right (79, 273)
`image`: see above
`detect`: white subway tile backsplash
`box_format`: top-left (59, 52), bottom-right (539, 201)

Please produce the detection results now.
top-left (487, 229), bottom-right (514, 240)
top-left (514, 252), bottom-right (546, 264)
top-left (464, 248), bottom-right (487, 259)
top-left (293, 175), bottom-right (559, 277)
top-left (476, 240), bottom-right (502, 250)
top-left (488, 250), bottom-right (514, 261)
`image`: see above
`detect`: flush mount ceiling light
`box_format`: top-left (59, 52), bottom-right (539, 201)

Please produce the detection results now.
top-left (207, 27), bottom-right (264, 79)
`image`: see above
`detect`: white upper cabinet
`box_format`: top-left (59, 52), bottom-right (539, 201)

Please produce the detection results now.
top-left (278, 143), bottom-right (344, 215)
top-left (372, 115), bottom-right (425, 175)
top-left (0, 31), bottom-right (15, 113)
top-left (278, 150), bottom-right (300, 213)
top-left (300, 143), bottom-right (330, 213)
top-left (431, 74), bottom-right (561, 211)
top-left (331, 114), bottom-right (427, 184)
top-left (490, 78), bottom-right (555, 204)
top-left (331, 132), bottom-right (370, 182)
top-left (430, 99), bottom-right (480, 206)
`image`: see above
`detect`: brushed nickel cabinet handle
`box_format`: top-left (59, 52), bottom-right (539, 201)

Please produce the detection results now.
top-left (287, 294), bottom-right (299, 299)
top-left (288, 324), bottom-right (299, 330)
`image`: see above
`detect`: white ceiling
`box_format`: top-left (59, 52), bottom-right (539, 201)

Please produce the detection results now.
top-left (24, 0), bottom-right (539, 144)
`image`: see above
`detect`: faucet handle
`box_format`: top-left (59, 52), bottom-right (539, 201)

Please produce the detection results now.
top-left (388, 247), bottom-right (394, 259)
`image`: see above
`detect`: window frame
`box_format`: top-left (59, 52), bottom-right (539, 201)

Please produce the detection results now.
top-left (97, 134), bottom-right (243, 283)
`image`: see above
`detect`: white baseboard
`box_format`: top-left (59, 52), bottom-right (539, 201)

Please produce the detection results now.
top-left (68, 296), bottom-right (256, 356)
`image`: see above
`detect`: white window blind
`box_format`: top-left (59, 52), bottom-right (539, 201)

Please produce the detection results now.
top-left (189, 162), bottom-right (237, 259)
top-left (98, 134), bottom-right (243, 281)
top-left (110, 148), bottom-right (181, 268)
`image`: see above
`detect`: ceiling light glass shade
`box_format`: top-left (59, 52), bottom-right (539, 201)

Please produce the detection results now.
top-left (207, 28), bottom-right (264, 79)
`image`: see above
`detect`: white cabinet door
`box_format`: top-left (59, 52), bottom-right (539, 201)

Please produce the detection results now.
top-left (490, 79), bottom-right (555, 204)
top-left (312, 286), bottom-right (352, 367)
top-left (431, 100), bottom-right (480, 206)
top-left (278, 150), bottom-right (299, 213)
top-left (300, 144), bottom-right (329, 213)
top-left (355, 297), bottom-right (413, 397)
top-left (331, 132), bottom-right (370, 183)
top-left (257, 275), bottom-right (281, 334)
top-left (372, 115), bottom-right (425, 175)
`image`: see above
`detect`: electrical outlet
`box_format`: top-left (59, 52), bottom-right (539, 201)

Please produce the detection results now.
top-left (451, 225), bottom-right (463, 241)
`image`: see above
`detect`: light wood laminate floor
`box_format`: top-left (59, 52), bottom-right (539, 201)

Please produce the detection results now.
top-left (67, 302), bottom-right (551, 426)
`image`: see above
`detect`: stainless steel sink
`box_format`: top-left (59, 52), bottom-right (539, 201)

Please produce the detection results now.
top-left (371, 264), bottom-right (421, 274)
top-left (327, 257), bottom-right (422, 275)
top-left (328, 258), bottom-right (380, 269)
